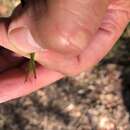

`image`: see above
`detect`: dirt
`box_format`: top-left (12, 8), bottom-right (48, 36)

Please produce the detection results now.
top-left (0, 1), bottom-right (130, 130)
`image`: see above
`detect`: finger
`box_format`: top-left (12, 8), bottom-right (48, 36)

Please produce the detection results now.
top-left (110, 0), bottom-right (130, 20)
top-left (35, 8), bottom-right (130, 76)
top-left (0, 18), bottom-right (28, 56)
top-left (0, 18), bottom-right (15, 51)
top-left (78, 9), bottom-right (130, 73)
top-left (32, 0), bottom-right (130, 75)
top-left (0, 65), bottom-right (63, 103)
top-left (8, 0), bottom-right (110, 56)
top-left (35, 50), bottom-right (79, 75)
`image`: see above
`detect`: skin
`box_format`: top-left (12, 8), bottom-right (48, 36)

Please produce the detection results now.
top-left (0, 0), bottom-right (129, 103)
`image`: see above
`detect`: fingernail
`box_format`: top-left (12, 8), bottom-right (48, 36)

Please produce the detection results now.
top-left (8, 27), bottom-right (43, 53)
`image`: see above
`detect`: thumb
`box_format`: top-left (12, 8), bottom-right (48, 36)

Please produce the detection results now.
top-left (8, 0), bottom-right (111, 56)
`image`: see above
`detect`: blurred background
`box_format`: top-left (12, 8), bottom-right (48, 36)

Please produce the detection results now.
top-left (0, 0), bottom-right (130, 130)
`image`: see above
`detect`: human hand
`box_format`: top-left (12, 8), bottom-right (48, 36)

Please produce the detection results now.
top-left (0, 0), bottom-right (129, 102)
top-left (8, 0), bottom-right (130, 75)
top-left (0, 18), bottom-right (63, 103)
